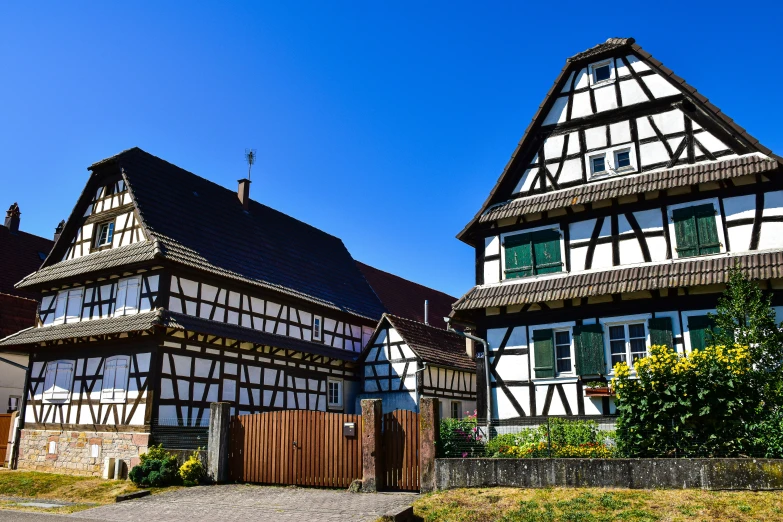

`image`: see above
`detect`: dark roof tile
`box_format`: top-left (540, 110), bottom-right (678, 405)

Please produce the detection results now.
top-left (453, 251), bottom-right (783, 310)
top-left (0, 226), bottom-right (54, 298)
top-left (382, 314), bottom-right (474, 371)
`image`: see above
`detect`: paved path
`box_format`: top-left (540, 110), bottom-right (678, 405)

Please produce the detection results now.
top-left (72, 485), bottom-right (416, 522)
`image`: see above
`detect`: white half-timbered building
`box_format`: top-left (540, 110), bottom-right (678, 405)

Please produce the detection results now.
top-left (359, 314), bottom-right (476, 417)
top-left (453, 38), bottom-right (783, 421)
top-left (0, 148), bottom-right (467, 474)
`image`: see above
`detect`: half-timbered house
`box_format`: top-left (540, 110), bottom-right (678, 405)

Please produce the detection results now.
top-left (359, 314), bottom-right (476, 417)
top-left (0, 147), bottom-right (461, 474)
top-left (453, 38), bottom-right (783, 421)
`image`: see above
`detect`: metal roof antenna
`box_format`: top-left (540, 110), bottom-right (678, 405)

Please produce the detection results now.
top-left (245, 148), bottom-right (257, 180)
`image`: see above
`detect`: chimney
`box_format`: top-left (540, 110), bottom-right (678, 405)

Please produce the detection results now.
top-left (4, 203), bottom-right (20, 233)
top-left (424, 300), bottom-right (429, 325)
top-left (237, 179), bottom-right (251, 211)
top-left (54, 220), bottom-right (66, 242)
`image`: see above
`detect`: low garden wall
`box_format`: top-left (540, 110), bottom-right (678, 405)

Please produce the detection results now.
top-left (435, 458), bottom-right (783, 491)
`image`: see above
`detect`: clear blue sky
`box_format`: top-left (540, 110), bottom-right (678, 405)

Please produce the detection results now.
top-left (1, 2), bottom-right (782, 298)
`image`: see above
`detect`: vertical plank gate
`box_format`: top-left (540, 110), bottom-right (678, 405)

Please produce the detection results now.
top-left (381, 409), bottom-right (419, 491)
top-left (228, 410), bottom-right (363, 487)
top-left (0, 414), bottom-right (12, 465)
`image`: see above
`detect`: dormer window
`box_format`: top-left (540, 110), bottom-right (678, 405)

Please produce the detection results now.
top-left (590, 155), bottom-right (606, 175)
top-left (96, 222), bottom-right (114, 247)
top-left (589, 60), bottom-right (615, 86)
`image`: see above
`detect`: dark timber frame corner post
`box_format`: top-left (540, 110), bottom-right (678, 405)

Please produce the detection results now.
top-left (361, 398), bottom-right (382, 492)
top-left (208, 402), bottom-right (231, 483)
top-left (419, 397), bottom-right (439, 493)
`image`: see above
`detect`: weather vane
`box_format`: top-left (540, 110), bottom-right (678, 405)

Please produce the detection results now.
top-left (245, 148), bottom-right (257, 180)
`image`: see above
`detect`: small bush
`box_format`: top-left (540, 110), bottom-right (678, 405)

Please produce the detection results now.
top-left (129, 446), bottom-right (179, 487)
top-left (179, 450), bottom-right (205, 487)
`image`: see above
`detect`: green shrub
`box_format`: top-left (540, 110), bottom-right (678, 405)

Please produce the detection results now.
top-left (178, 450), bottom-right (205, 487)
top-left (129, 446), bottom-right (179, 487)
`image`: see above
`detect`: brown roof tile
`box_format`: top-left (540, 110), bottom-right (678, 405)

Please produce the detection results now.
top-left (0, 225), bottom-right (54, 298)
top-left (479, 155), bottom-right (780, 223)
top-left (453, 250), bottom-right (783, 310)
top-left (378, 314), bottom-right (475, 371)
top-left (356, 261), bottom-right (456, 325)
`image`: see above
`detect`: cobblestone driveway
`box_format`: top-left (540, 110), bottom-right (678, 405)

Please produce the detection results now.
top-left (73, 484), bottom-right (417, 522)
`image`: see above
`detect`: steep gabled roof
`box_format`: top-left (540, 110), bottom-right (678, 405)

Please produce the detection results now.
top-left (356, 261), bottom-right (456, 325)
top-left (362, 313), bottom-right (474, 371)
top-left (457, 37), bottom-right (780, 244)
top-left (29, 148), bottom-right (387, 321)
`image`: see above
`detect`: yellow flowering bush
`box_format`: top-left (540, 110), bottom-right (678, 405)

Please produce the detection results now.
top-left (613, 344), bottom-right (758, 457)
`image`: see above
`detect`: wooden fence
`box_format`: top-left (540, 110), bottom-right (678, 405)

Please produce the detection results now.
top-left (228, 410), bottom-right (363, 487)
top-left (381, 409), bottom-right (420, 491)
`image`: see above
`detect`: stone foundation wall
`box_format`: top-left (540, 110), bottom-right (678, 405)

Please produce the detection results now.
top-left (18, 429), bottom-right (150, 477)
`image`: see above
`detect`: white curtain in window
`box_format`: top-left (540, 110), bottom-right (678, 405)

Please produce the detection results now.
top-left (65, 288), bottom-right (83, 323)
top-left (53, 292), bottom-right (68, 325)
top-left (101, 356), bottom-right (129, 401)
top-left (43, 361), bottom-right (74, 401)
top-left (114, 277), bottom-right (141, 316)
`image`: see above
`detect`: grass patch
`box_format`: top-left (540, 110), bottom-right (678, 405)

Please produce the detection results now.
top-left (413, 487), bottom-right (783, 522)
top-left (0, 470), bottom-right (176, 512)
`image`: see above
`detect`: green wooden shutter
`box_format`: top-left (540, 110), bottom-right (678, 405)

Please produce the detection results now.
top-left (531, 229), bottom-right (563, 275)
top-left (573, 323), bottom-right (606, 376)
top-left (533, 329), bottom-right (555, 378)
top-left (648, 317), bottom-right (674, 350)
top-left (673, 207), bottom-right (698, 258)
top-left (688, 315), bottom-right (716, 350)
top-left (694, 205), bottom-right (721, 255)
top-left (504, 233), bottom-right (533, 279)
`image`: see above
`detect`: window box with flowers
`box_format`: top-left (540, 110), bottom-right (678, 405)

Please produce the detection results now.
top-left (584, 380), bottom-right (615, 397)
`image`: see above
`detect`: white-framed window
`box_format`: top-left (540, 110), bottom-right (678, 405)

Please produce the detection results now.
top-left (451, 401), bottom-right (463, 419)
top-left (101, 355), bottom-right (130, 403)
top-left (614, 148), bottom-right (632, 171)
top-left (327, 378), bottom-right (342, 408)
top-left (90, 444), bottom-right (101, 458)
top-left (313, 316), bottom-right (323, 342)
top-left (554, 329), bottom-right (573, 374)
top-left (589, 59), bottom-right (615, 86)
top-left (95, 221), bottom-right (115, 247)
top-left (608, 323), bottom-right (648, 368)
top-left (590, 154), bottom-right (607, 176)
top-left (48, 441), bottom-right (57, 454)
top-left (114, 276), bottom-right (141, 317)
top-left (52, 287), bottom-right (84, 325)
top-left (43, 360), bottom-right (74, 402)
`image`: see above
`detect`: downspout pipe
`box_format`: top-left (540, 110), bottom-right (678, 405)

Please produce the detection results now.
top-left (444, 318), bottom-right (492, 439)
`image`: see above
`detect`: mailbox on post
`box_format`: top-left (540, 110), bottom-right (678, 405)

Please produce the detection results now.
top-left (343, 422), bottom-right (356, 437)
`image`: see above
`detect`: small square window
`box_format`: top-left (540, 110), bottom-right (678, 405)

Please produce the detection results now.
top-left (48, 441), bottom-right (57, 454)
top-left (593, 64), bottom-right (611, 83)
top-left (590, 155), bottom-right (606, 175)
top-left (96, 222), bottom-right (115, 247)
top-left (615, 150), bottom-right (631, 170)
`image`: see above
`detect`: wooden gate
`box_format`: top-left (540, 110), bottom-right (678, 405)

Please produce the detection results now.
top-left (381, 409), bottom-right (419, 491)
top-left (0, 414), bottom-right (12, 465)
top-left (228, 410), bottom-right (362, 487)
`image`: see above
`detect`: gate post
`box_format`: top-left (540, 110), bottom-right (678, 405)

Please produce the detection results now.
top-left (361, 399), bottom-right (382, 492)
top-left (208, 402), bottom-right (231, 483)
top-left (419, 397), bottom-right (439, 493)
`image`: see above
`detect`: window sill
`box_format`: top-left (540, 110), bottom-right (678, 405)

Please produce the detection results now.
top-left (590, 78), bottom-right (616, 89)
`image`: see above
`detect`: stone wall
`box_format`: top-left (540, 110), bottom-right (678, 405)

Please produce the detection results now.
top-left (18, 429), bottom-right (150, 477)
top-left (436, 458), bottom-right (783, 491)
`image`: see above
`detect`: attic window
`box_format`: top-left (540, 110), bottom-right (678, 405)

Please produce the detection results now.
top-left (590, 154), bottom-right (606, 175)
top-left (96, 222), bottom-right (114, 247)
top-left (589, 60), bottom-right (614, 86)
